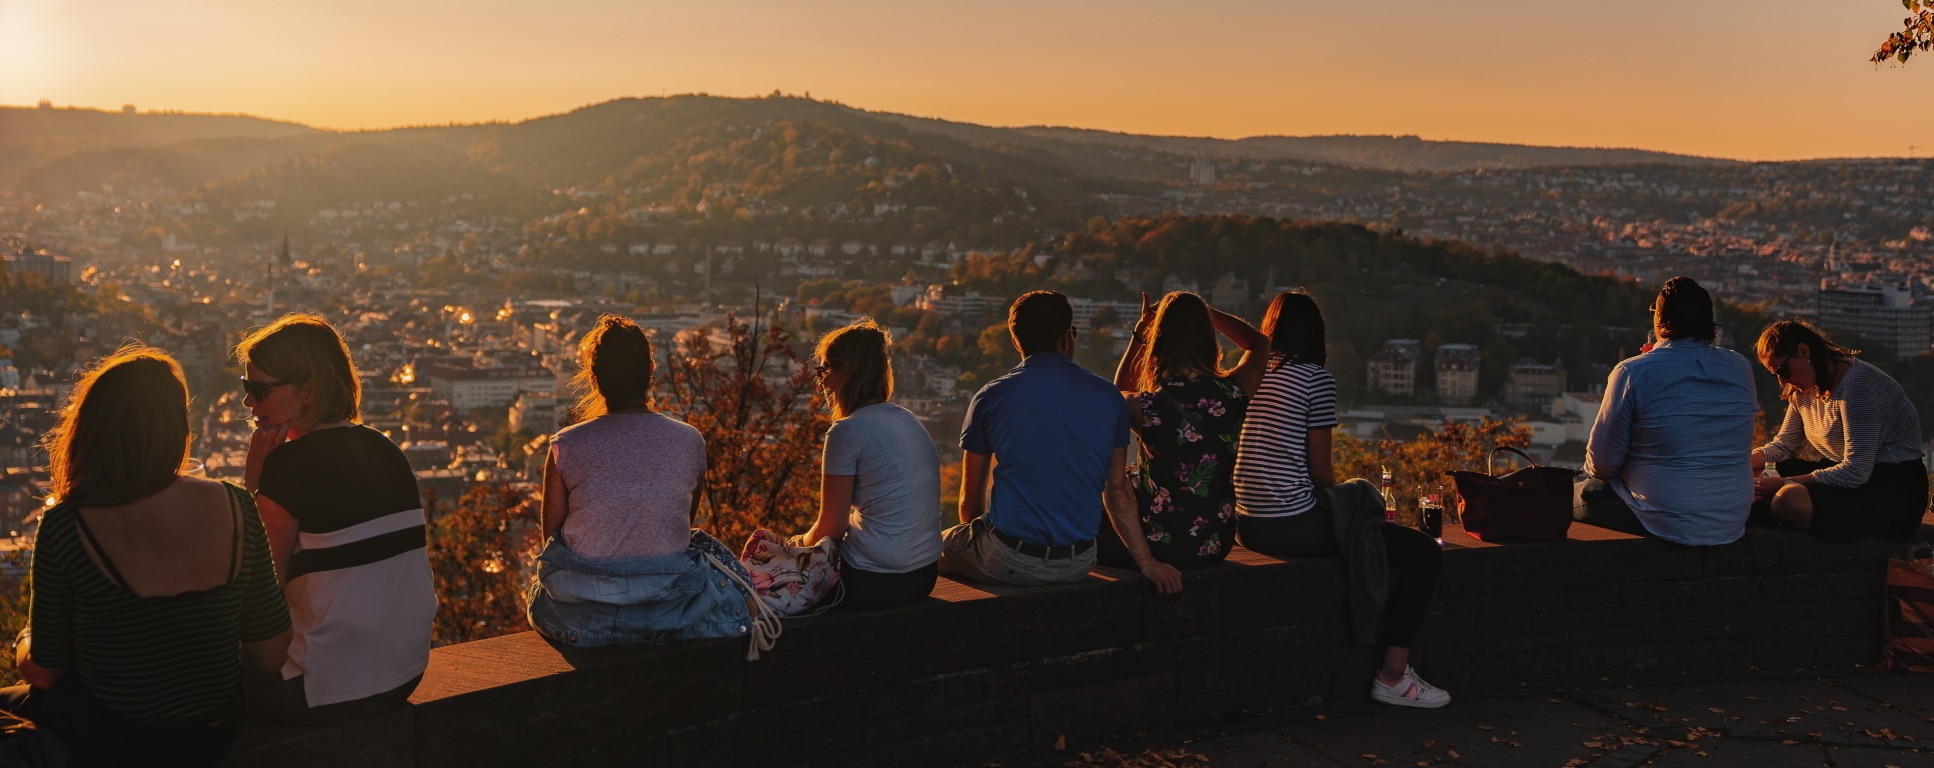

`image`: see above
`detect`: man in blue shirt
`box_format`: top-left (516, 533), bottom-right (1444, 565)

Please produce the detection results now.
top-left (943, 291), bottom-right (1182, 593)
top-left (1578, 277), bottom-right (1759, 546)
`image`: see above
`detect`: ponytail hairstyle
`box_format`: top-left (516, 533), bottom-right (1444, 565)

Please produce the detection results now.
top-left (815, 320), bottom-right (893, 420)
top-left (1259, 290), bottom-right (1327, 366)
top-left (1138, 292), bottom-right (1222, 392)
top-left (571, 315), bottom-right (654, 420)
top-left (45, 345), bottom-right (192, 507)
top-left (1756, 320), bottom-right (1856, 398)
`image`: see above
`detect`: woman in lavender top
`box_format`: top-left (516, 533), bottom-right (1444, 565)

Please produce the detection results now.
top-left (527, 315), bottom-right (754, 647)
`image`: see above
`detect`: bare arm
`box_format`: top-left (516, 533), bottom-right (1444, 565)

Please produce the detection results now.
top-left (15, 634), bottom-right (60, 689)
top-left (1307, 428), bottom-right (1337, 488)
top-left (802, 474), bottom-right (857, 545)
top-left (1113, 292), bottom-right (1156, 392)
top-left (541, 448), bottom-right (568, 539)
top-left (254, 495), bottom-right (301, 585)
top-left (242, 628), bottom-right (293, 672)
top-left (957, 451), bottom-right (992, 523)
top-left (1102, 445), bottom-right (1182, 595)
top-left (1210, 306), bottom-right (1269, 395)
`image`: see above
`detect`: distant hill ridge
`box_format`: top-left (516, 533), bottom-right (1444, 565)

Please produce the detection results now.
top-left (867, 113), bottom-right (1725, 171)
top-left (2, 95), bottom-right (1725, 194)
top-left (0, 105), bottom-right (317, 183)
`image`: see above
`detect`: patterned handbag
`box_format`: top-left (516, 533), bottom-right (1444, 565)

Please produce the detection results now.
top-left (739, 529), bottom-right (843, 617)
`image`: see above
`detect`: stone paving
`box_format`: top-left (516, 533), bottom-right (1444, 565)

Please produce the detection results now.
top-left (1007, 669), bottom-right (1931, 768)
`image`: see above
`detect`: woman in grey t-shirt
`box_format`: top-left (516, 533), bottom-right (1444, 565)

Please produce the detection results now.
top-left (799, 321), bottom-right (943, 609)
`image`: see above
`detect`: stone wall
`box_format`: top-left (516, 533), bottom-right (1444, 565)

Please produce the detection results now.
top-left (224, 523), bottom-right (1926, 768)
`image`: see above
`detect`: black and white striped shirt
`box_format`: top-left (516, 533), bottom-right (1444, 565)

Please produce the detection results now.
top-left (1760, 359), bottom-right (1924, 487)
top-left (1233, 359), bottom-right (1338, 517)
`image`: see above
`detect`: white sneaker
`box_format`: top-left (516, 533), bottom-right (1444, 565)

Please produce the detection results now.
top-left (1370, 666), bottom-right (1451, 709)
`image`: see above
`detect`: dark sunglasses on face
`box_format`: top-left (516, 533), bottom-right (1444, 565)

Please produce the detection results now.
top-left (241, 375), bottom-right (305, 400)
top-left (1768, 358), bottom-right (1794, 379)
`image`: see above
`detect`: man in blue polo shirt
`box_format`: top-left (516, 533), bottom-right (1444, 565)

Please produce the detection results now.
top-left (942, 290), bottom-right (1182, 594)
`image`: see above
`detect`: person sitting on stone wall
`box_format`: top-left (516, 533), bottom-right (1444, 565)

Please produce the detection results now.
top-left (1752, 320), bottom-right (1928, 542)
top-left (1103, 290), bottom-right (1267, 569)
top-left (796, 320), bottom-right (944, 609)
top-left (1577, 276), bottom-right (1759, 546)
top-left (1231, 290), bottom-right (1450, 709)
top-left (939, 291), bottom-right (1182, 594)
top-left (526, 315), bottom-right (758, 647)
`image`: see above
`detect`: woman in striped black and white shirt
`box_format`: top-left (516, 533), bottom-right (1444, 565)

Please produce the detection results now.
top-left (1752, 320), bottom-right (1927, 541)
top-left (1232, 291), bottom-right (1450, 710)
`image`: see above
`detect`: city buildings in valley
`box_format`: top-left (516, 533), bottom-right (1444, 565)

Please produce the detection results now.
top-left (1815, 281), bottom-right (1931, 359)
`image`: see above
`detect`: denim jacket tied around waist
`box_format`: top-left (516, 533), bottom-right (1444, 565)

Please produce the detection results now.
top-left (526, 529), bottom-right (753, 648)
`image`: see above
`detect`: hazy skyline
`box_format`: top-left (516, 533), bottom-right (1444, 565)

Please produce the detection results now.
top-left (3, 1), bottom-right (1930, 161)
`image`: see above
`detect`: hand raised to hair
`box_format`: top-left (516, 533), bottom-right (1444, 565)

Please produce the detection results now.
top-left (1133, 292), bottom-right (1157, 339)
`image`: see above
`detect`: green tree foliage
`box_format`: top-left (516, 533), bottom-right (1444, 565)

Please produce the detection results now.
top-left (1874, 1), bottom-right (1934, 63)
top-left (657, 314), bottom-right (830, 547)
top-left (426, 483), bottom-right (541, 646)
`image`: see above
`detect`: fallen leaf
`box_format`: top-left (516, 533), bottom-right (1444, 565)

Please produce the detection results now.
top-left (1447, 750), bottom-right (1460, 759)
top-left (1832, 705), bottom-right (1848, 712)
top-left (1707, 707), bottom-right (1726, 714)
top-left (1314, 715), bottom-right (1327, 721)
top-left (1422, 739), bottom-right (1435, 749)
top-left (1780, 740), bottom-right (1798, 745)
top-left (1695, 751), bottom-right (1708, 757)
top-left (1581, 741), bottom-right (1604, 748)
top-left (1054, 735), bottom-right (1066, 751)
top-left (1476, 725), bottom-right (1494, 731)
top-left (1361, 754), bottom-right (1378, 760)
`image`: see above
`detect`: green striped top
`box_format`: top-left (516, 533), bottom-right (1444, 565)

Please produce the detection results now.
top-left (29, 482), bottom-right (292, 725)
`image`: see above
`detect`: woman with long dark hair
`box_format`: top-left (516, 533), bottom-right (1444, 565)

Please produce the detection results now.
top-left (1104, 291), bottom-right (1268, 568)
top-left (237, 314), bottom-right (434, 725)
top-left (1, 347), bottom-right (290, 766)
top-left (527, 315), bottom-right (760, 646)
top-left (1231, 291), bottom-right (1450, 709)
top-left (797, 320), bottom-right (943, 608)
top-left (1752, 320), bottom-right (1927, 541)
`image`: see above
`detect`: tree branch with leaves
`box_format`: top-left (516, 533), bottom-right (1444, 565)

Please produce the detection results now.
top-left (1874, 1), bottom-right (1934, 64)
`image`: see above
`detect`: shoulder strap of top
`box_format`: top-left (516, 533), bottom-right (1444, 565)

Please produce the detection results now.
top-left (72, 510), bottom-right (132, 591)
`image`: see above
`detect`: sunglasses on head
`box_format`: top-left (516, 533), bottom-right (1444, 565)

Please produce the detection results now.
top-left (240, 375), bottom-right (305, 400)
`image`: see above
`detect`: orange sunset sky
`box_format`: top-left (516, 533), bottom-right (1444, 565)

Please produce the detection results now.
top-left (2, 1), bottom-right (1929, 161)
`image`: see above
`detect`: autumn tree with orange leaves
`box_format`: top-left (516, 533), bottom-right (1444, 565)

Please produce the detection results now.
top-left (426, 482), bottom-right (541, 645)
top-left (657, 312), bottom-right (831, 547)
top-left (1333, 417), bottom-right (1535, 523)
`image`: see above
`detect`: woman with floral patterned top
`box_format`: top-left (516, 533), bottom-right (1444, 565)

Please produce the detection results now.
top-left (1099, 291), bottom-right (1269, 569)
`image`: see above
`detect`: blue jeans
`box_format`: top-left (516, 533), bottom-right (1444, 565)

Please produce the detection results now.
top-left (526, 530), bottom-right (754, 648)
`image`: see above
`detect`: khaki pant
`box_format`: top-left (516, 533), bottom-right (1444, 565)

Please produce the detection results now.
top-left (937, 518), bottom-right (1095, 586)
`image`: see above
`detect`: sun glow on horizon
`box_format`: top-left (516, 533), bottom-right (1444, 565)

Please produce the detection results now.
top-left (2, 1), bottom-right (1931, 162)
